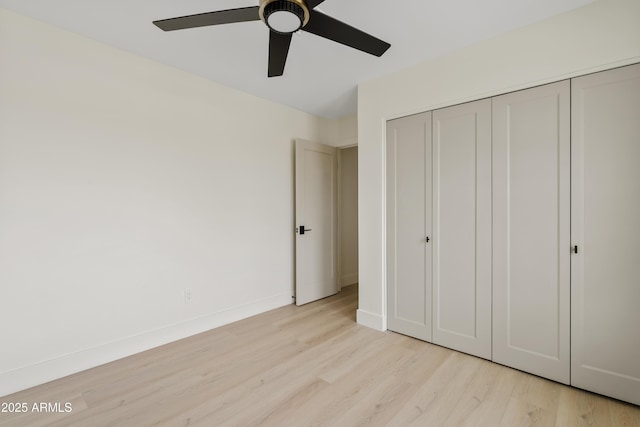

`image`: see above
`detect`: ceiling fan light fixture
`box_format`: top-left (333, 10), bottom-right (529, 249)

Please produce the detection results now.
top-left (154, 1), bottom-right (391, 79)
top-left (260, 0), bottom-right (309, 34)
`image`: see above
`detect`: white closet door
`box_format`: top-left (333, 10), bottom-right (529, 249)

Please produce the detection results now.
top-left (386, 112), bottom-right (432, 342)
top-left (432, 99), bottom-right (492, 359)
top-left (492, 81), bottom-right (571, 384)
top-left (571, 63), bottom-right (640, 406)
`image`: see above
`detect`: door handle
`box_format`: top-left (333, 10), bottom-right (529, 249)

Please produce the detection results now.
top-left (299, 225), bottom-right (312, 235)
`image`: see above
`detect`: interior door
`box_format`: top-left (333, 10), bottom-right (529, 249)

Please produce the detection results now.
top-left (386, 112), bottom-right (432, 342)
top-left (571, 63), bottom-right (640, 406)
top-left (432, 99), bottom-right (492, 359)
top-left (492, 80), bottom-right (571, 384)
top-left (295, 139), bottom-right (338, 306)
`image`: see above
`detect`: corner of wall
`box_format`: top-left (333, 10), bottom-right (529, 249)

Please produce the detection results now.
top-left (356, 308), bottom-right (386, 331)
top-left (326, 114), bottom-right (359, 148)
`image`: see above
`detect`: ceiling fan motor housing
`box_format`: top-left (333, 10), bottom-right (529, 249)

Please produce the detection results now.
top-left (259, 0), bottom-right (310, 34)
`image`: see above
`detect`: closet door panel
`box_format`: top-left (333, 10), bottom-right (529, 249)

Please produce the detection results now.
top-left (571, 63), bottom-right (640, 406)
top-left (432, 99), bottom-right (492, 359)
top-left (386, 112), bottom-right (432, 342)
top-left (492, 81), bottom-right (571, 384)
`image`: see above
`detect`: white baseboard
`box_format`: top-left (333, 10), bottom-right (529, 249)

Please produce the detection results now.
top-left (0, 292), bottom-right (292, 397)
top-left (356, 309), bottom-right (385, 331)
top-left (340, 273), bottom-right (358, 287)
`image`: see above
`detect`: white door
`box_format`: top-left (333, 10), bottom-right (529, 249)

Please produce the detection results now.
top-left (295, 139), bottom-right (338, 306)
top-left (432, 99), bottom-right (492, 359)
top-left (571, 63), bottom-right (640, 406)
top-left (386, 112), bottom-right (433, 342)
top-left (492, 81), bottom-right (571, 384)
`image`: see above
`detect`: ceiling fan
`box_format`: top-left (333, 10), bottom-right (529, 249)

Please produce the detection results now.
top-left (153, 0), bottom-right (391, 77)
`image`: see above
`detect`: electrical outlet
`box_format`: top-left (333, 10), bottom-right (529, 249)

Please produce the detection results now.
top-left (184, 288), bottom-right (192, 304)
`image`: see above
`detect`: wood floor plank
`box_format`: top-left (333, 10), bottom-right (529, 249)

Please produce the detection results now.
top-left (407, 353), bottom-right (486, 426)
top-left (322, 375), bottom-right (417, 427)
top-left (1, 284), bottom-right (639, 427)
top-left (608, 399), bottom-right (640, 427)
top-left (443, 360), bottom-right (515, 426)
top-left (460, 368), bottom-right (526, 427)
top-left (498, 374), bottom-right (563, 426)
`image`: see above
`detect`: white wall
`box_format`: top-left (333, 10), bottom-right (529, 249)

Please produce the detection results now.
top-left (356, 0), bottom-right (640, 330)
top-left (339, 147), bottom-right (358, 287)
top-left (0, 8), bottom-right (326, 396)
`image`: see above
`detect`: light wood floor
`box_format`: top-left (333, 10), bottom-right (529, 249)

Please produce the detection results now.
top-left (1, 285), bottom-right (639, 427)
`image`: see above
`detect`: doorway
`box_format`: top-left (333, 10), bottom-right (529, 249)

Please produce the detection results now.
top-left (338, 146), bottom-right (358, 289)
top-left (294, 143), bottom-right (358, 305)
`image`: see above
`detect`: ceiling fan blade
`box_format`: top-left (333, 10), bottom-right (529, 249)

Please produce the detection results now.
top-left (305, 0), bottom-right (327, 9)
top-left (268, 31), bottom-right (293, 77)
top-left (153, 6), bottom-right (260, 31)
top-left (302, 10), bottom-right (390, 57)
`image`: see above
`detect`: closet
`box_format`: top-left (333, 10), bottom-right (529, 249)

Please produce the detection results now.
top-left (386, 63), bottom-right (640, 406)
top-left (492, 80), bottom-right (571, 384)
top-left (386, 112), bottom-right (432, 343)
top-left (387, 99), bottom-right (492, 360)
top-left (570, 64), bottom-right (640, 405)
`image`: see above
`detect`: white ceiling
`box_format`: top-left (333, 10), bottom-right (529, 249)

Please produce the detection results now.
top-left (0, 0), bottom-right (594, 118)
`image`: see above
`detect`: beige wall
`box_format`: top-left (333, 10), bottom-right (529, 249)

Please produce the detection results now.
top-left (356, 0), bottom-right (640, 330)
top-left (0, 8), bottom-right (326, 395)
top-left (326, 114), bottom-right (358, 148)
top-left (339, 147), bottom-right (358, 287)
